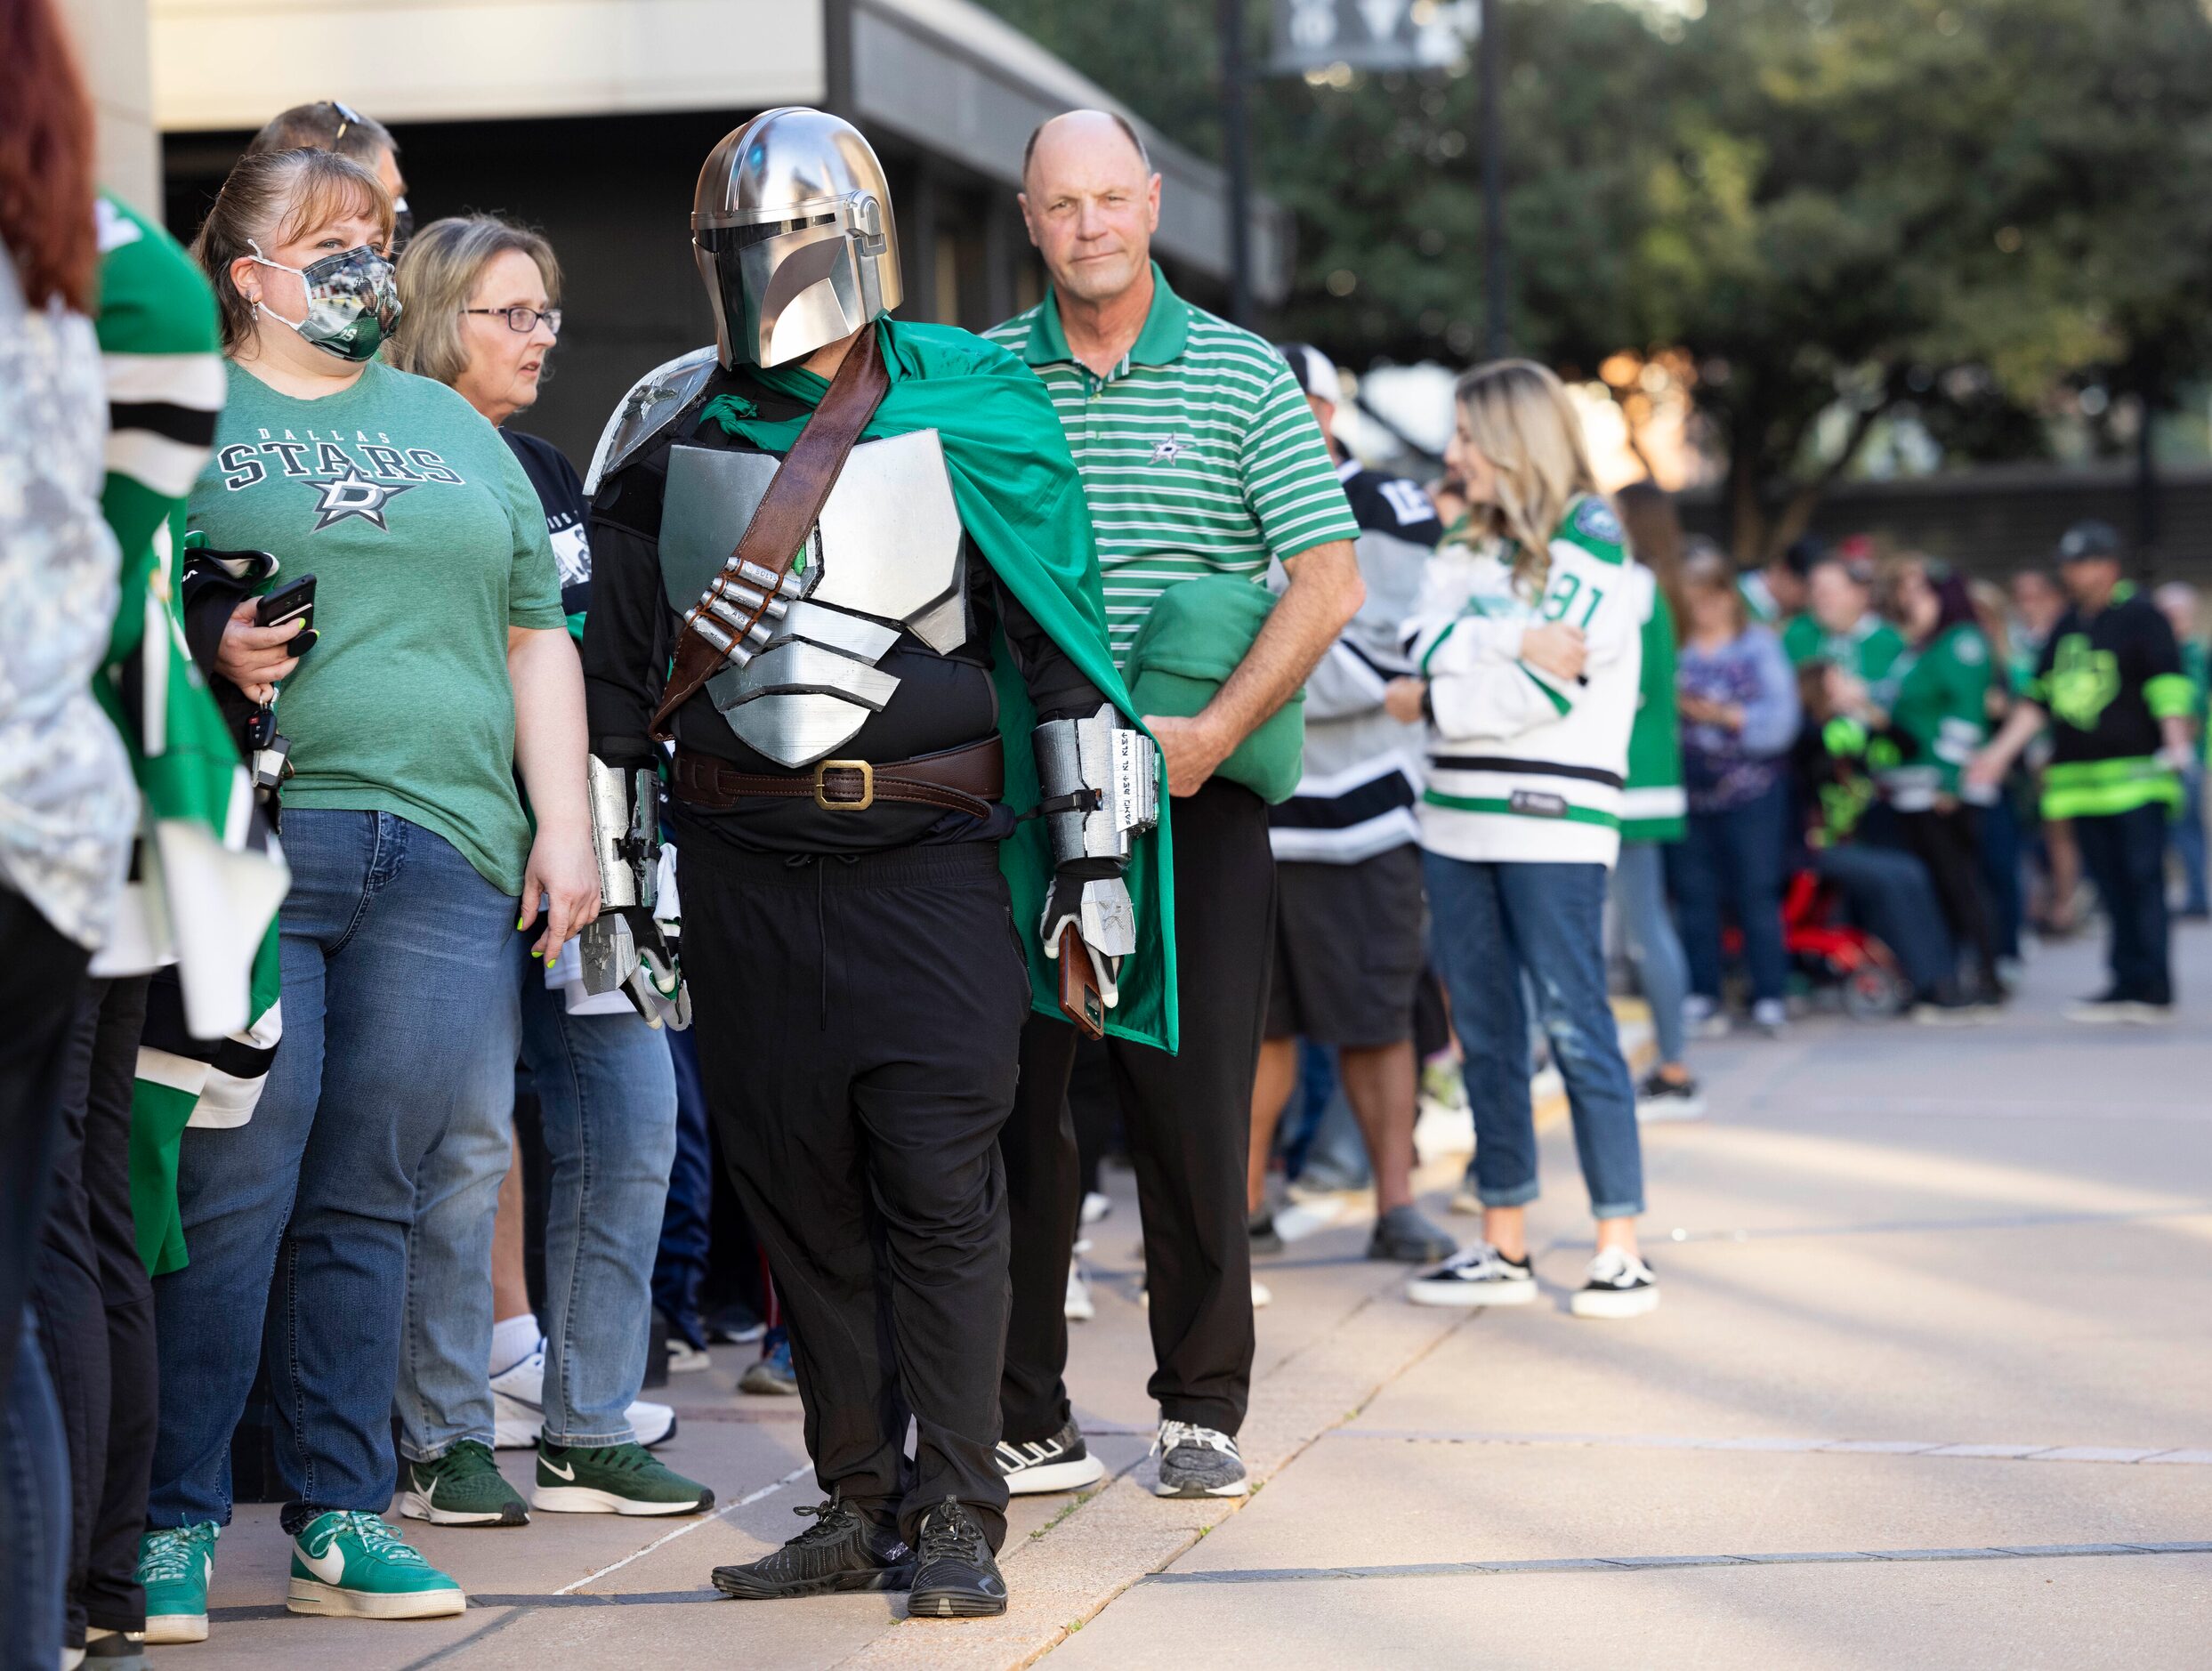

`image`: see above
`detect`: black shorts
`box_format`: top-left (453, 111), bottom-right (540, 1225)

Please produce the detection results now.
top-left (1264, 844), bottom-right (1425, 1048)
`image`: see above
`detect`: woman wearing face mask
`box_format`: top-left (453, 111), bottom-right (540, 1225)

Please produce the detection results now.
top-left (1392, 360), bottom-right (1658, 1320)
top-left (134, 148), bottom-right (593, 1644)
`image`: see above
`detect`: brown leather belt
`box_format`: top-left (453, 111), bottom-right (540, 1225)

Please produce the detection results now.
top-left (673, 735), bottom-right (1005, 821)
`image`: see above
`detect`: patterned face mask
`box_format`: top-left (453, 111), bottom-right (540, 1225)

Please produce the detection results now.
top-left (248, 239), bottom-right (402, 362)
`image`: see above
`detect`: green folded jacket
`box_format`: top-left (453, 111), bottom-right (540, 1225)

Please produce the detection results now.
top-left (1125, 574), bottom-right (1306, 804)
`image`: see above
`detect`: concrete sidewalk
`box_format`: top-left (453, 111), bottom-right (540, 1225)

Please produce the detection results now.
top-left (181, 927), bottom-right (2212, 1668)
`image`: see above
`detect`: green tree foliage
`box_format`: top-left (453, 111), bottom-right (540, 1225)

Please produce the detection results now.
top-left (978, 0), bottom-right (2212, 559)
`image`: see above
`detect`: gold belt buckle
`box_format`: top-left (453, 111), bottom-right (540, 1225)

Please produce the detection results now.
top-left (813, 759), bottom-right (875, 811)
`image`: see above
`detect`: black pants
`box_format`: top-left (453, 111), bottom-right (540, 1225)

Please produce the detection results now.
top-left (1000, 779), bottom-right (1276, 1442)
top-left (2075, 803), bottom-right (2173, 1005)
top-left (682, 842), bottom-right (1029, 1549)
top-left (1895, 806), bottom-right (1998, 990)
top-left (33, 978), bottom-right (155, 1643)
top-left (0, 891), bottom-right (91, 1413)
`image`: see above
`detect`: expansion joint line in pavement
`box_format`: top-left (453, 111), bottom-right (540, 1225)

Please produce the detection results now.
top-left (1329, 1429), bottom-right (2212, 1465)
top-left (1543, 1201), bottom-right (2212, 1250)
top-left (1139, 1541), bottom-right (2212, 1587)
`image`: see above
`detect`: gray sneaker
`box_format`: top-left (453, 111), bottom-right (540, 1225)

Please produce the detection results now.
top-left (1151, 1421), bottom-right (1247, 1498)
top-left (1367, 1205), bottom-right (1457, 1264)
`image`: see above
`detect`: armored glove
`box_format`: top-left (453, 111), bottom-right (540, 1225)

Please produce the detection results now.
top-left (578, 756), bottom-right (690, 1029)
top-left (1032, 704), bottom-right (1159, 1010)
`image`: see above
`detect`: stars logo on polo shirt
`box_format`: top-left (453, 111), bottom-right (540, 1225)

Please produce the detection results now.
top-left (1150, 434), bottom-right (1191, 466)
top-left (304, 468), bottom-right (417, 532)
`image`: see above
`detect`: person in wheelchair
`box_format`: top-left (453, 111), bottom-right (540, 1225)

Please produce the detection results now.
top-left (1789, 660), bottom-right (1981, 1021)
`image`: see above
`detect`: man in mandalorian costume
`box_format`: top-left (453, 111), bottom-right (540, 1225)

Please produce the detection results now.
top-left (579, 108), bottom-right (1175, 1617)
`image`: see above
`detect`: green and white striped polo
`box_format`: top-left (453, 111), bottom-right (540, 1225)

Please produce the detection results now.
top-left (987, 262), bottom-right (1359, 666)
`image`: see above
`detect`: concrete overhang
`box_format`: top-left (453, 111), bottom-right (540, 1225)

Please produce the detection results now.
top-left (148, 0), bottom-right (1290, 299)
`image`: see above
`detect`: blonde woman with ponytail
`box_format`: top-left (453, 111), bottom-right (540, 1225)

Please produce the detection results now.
top-left (1395, 359), bottom-right (1659, 1320)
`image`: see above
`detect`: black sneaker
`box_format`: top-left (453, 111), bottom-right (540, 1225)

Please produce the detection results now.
top-left (906, 1499), bottom-right (1007, 1619)
top-left (1247, 1207), bottom-right (1284, 1257)
top-left (1405, 1242), bottom-right (1536, 1308)
top-left (709, 1498), bottom-right (913, 1601)
top-left (1570, 1248), bottom-right (1660, 1319)
top-left (1151, 1420), bottom-right (1247, 1498)
top-left (1634, 1070), bottom-right (1707, 1120)
top-left (1367, 1205), bottom-right (1457, 1263)
top-left (2065, 989), bottom-right (2173, 1024)
top-left (996, 1417), bottom-right (1106, 1497)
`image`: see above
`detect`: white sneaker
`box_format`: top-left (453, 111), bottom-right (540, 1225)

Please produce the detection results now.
top-left (1750, 998), bottom-right (1787, 1037)
top-left (489, 1341), bottom-right (677, 1449)
top-left (1250, 1279), bottom-right (1272, 1309)
top-left (1570, 1248), bottom-right (1660, 1319)
top-left (1080, 1191), bottom-right (1112, 1226)
top-left (1064, 1265), bottom-right (1095, 1322)
top-left (666, 1338), bottom-right (714, 1375)
top-left (1406, 1243), bottom-right (1536, 1308)
top-left (1683, 995), bottom-right (1731, 1039)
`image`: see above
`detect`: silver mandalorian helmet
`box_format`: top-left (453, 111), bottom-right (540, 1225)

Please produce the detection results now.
top-left (692, 107), bottom-right (905, 369)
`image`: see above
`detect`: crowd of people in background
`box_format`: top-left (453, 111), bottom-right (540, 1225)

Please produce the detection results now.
top-left (5, 0), bottom-right (2208, 1654)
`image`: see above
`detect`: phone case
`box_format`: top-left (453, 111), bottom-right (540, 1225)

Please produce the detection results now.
top-left (1056, 922), bottom-right (1106, 1040)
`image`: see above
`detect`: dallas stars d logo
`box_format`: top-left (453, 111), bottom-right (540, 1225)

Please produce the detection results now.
top-left (306, 469), bottom-right (416, 532)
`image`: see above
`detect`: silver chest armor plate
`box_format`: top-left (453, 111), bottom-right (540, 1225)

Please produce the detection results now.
top-left (658, 428), bottom-right (967, 767)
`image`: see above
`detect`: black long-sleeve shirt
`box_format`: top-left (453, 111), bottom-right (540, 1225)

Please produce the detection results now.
top-left (583, 363), bottom-right (1102, 862)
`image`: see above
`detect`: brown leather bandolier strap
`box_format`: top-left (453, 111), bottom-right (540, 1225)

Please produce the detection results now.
top-left (673, 735), bottom-right (1005, 822)
top-left (649, 325), bottom-right (892, 742)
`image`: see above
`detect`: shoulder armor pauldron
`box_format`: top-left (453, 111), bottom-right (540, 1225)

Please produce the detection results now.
top-left (583, 346), bottom-right (721, 497)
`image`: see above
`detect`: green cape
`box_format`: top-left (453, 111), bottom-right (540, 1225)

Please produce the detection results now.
top-left (697, 315), bottom-right (1178, 1052)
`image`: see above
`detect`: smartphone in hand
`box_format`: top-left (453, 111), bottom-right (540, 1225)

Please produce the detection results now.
top-left (1056, 922), bottom-right (1106, 1040)
top-left (256, 573), bottom-right (318, 653)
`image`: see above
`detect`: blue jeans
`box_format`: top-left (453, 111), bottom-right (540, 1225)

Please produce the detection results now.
top-left (1425, 854), bottom-right (1644, 1220)
top-left (399, 932), bottom-right (678, 1452)
top-left (651, 1027), bottom-right (713, 1350)
top-left (1611, 841), bottom-right (1689, 1065)
top-left (0, 1320), bottom-right (66, 1668)
top-left (1808, 844), bottom-right (1954, 996)
top-left (1670, 779), bottom-right (1789, 1005)
top-left (2169, 764), bottom-right (2208, 916)
top-left (149, 811), bottom-right (520, 1528)
top-left (1980, 791), bottom-right (2025, 961)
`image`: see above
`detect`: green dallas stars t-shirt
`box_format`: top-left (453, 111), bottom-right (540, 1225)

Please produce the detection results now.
top-left (185, 359), bottom-right (565, 894)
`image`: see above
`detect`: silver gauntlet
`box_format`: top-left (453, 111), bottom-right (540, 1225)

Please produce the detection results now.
top-left (1033, 706), bottom-right (1159, 1006)
top-left (1033, 703), bottom-right (1160, 866)
top-left (579, 755), bottom-right (688, 1027)
top-left (585, 755), bottom-right (660, 913)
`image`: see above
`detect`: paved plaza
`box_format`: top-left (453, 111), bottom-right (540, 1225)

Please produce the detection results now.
top-left (187, 928), bottom-right (2212, 1669)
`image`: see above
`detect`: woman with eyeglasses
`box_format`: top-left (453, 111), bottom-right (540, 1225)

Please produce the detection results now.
top-left (383, 214), bottom-right (707, 1529)
top-left (135, 149), bottom-right (595, 1644)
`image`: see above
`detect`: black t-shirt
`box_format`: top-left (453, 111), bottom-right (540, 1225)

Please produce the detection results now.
top-left (584, 363), bottom-right (1102, 860)
top-left (504, 427), bottom-right (593, 622)
top-left (1337, 461), bottom-right (1445, 547)
top-left (2031, 589), bottom-right (2181, 765)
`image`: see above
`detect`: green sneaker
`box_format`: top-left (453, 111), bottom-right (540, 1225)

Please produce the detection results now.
top-left (399, 1439), bottom-right (529, 1527)
top-left (137, 1522), bottom-right (217, 1644)
top-left (533, 1439), bottom-right (715, 1516)
top-left (287, 1510), bottom-right (465, 1619)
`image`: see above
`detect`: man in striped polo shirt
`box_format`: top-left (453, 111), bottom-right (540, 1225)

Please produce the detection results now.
top-left (984, 109), bottom-right (1364, 1502)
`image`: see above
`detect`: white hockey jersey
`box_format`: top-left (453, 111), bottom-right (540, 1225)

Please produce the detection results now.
top-left (1404, 495), bottom-right (1644, 868)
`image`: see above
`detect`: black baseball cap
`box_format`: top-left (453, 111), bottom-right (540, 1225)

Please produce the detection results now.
top-left (2056, 520), bottom-right (2122, 564)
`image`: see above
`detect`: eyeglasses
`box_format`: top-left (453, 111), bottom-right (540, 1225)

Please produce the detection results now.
top-left (464, 305), bottom-right (562, 336)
